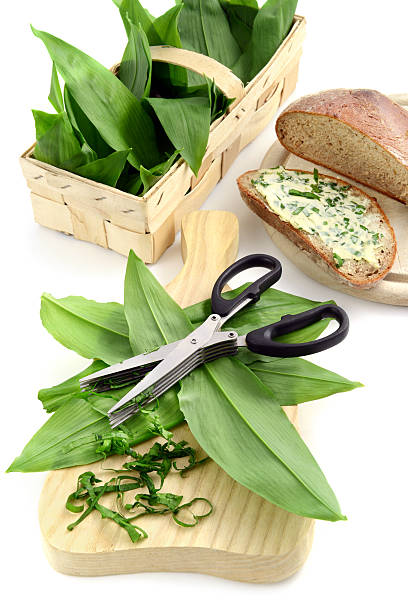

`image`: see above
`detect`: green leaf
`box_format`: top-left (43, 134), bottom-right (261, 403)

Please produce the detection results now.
top-left (207, 78), bottom-right (234, 121)
top-left (8, 399), bottom-right (111, 472)
top-left (178, 0), bottom-right (241, 69)
top-left (117, 0), bottom-right (167, 48)
top-left (48, 62), bottom-right (64, 112)
top-left (179, 359), bottom-right (345, 521)
top-left (32, 109), bottom-right (60, 140)
top-left (119, 22), bottom-right (152, 98)
top-left (64, 87), bottom-right (113, 159)
top-left (40, 283), bottom-right (333, 372)
top-left (124, 250), bottom-right (190, 353)
top-left (149, 4), bottom-right (183, 46)
top-left (121, 171), bottom-right (143, 195)
top-left (123, 253), bottom-right (345, 521)
top-left (40, 293), bottom-right (133, 365)
top-left (147, 96), bottom-right (211, 175)
top-left (250, 357), bottom-right (363, 406)
top-left (149, 4), bottom-right (187, 89)
top-left (38, 360), bottom-right (107, 413)
top-left (119, 0), bottom-right (154, 37)
top-left (32, 110), bottom-right (87, 171)
top-left (166, 78), bottom-right (232, 122)
top-left (8, 389), bottom-right (182, 473)
top-left (32, 26), bottom-right (161, 169)
top-left (220, 0), bottom-right (259, 52)
top-left (139, 150), bottom-right (179, 194)
top-left (233, 0), bottom-right (298, 83)
top-left (75, 149), bottom-right (130, 187)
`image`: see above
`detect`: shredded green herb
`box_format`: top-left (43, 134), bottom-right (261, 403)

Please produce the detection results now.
top-left (65, 402), bottom-right (212, 542)
top-left (288, 189), bottom-right (321, 200)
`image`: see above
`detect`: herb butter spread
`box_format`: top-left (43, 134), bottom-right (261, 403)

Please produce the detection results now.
top-left (252, 167), bottom-right (384, 269)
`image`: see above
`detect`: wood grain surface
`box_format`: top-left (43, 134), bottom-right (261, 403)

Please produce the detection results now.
top-left (261, 138), bottom-right (408, 306)
top-left (39, 210), bottom-right (314, 583)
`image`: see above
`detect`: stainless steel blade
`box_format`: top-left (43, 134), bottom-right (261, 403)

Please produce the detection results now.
top-left (79, 342), bottom-right (179, 389)
top-left (79, 329), bottom-right (231, 391)
top-left (109, 335), bottom-right (239, 428)
top-left (107, 315), bottom-right (222, 415)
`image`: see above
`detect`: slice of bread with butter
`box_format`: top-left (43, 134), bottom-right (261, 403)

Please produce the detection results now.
top-left (237, 166), bottom-right (396, 287)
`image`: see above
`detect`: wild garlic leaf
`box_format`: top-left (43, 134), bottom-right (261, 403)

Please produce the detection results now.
top-left (250, 358), bottom-right (362, 406)
top-left (32, 110), bottom-right (87, 171)
top-left (40, 293), bottom-right (133, 364)
top-left (8, 388), bottom-right (182, 473)
top-left (178, 0), bottom-right (241, 70)
top-left (179, 359), bottom-right (345, 521)
top-left (30, 350), bottom-right (360, 476)
top-left (119, 22), bottom-right (152, 99)
top-left (48, 62), bottom-right (64, 112)
top-left (233, 0), bottom-right (298, 82)
top-left (147, 96), bottom-right (211, 175)
top-left (148, 4), bottom-right (187, 88)
top-left (119, 0), bottom-right (154, 37)
top-left (38, 360), bottom-right (107, 413)
top-left (64, 87), bottom-right (113, 159)
top-left (139, 150), bottom-right (180, 195)
top-left (124, 250), bottom-right (191, 353)
top-left (207, 78), bottom-right (235, 121)
top-left (8, 398), bottom-right (112, 473)
top-left (32, 109), bottom-right (60, 140)
top-left (76, 149), bottom-right (130, 187)
top-left (220, 0), bottom-right (259, 53)
top-left (149, 3), bottom-right (183, 46)
top-left (32, 26), bottom-right (161, 169)
top-left (121, 172), bottom-right (143, 195)
top-left (40, 283), bottom-right (334, 371)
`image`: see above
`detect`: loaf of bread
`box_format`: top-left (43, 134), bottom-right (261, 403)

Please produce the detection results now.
top-left (237, 167), bottom-right (396, 287)
top-left (275, 89), bottom-right (408, 205)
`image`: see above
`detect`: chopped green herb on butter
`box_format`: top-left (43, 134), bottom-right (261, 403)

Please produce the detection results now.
top-left (252, 167), bottom-right (384, 268)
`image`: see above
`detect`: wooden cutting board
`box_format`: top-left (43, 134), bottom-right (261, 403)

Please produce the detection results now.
top-left (39, 210), bottom-right (314, 583)
top-left (260, 131), bottom-right (408, 307)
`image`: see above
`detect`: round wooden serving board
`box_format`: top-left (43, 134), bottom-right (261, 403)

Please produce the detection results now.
top-left (39, 211), bottom-right (313, 583)
top-left (260, 120), bottom-right (408, 306)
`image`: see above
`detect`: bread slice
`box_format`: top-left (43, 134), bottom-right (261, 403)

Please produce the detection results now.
top-left (237, 167), bottom-right (396, 287)
top-left (275, 89), bottom-right (408, 205)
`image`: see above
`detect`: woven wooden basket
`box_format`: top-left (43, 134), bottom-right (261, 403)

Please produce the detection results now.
top-left (20, 16), bottom-right (306, 263)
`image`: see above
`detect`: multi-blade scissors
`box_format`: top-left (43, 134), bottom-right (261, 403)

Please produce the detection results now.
top-left (80, 255), bottom-right (349, 428)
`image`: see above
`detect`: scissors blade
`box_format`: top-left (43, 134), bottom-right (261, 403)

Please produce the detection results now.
top-left (108, 315), bottom-right (220, 416)
top-left (79, 339), bottom-right (185, 389)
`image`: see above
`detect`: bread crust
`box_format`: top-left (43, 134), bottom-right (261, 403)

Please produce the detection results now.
top-left (275, 89), bottom-right (408, 205)
top-left (237, 168), bottom-right (396, 288)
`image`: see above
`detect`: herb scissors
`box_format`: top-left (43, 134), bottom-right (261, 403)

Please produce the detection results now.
top-left (80, 254), bottom-right (349, 428)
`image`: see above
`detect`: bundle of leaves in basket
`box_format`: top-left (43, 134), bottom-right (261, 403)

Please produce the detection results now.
top-left (30, 0), bottom-right (299, 195)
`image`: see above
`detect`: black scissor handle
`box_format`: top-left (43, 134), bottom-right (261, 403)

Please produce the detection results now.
top-left (211, 254), bottom-right (282, 318)
top-left (245, 304), bottom-right (349, 358)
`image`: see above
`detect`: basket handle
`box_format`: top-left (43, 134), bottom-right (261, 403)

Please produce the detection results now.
top-left (150, 45), bottom-right (245, 105)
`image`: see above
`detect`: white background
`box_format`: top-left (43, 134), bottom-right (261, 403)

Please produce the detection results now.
top-left (1, 1), bottom-right (407, 610)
